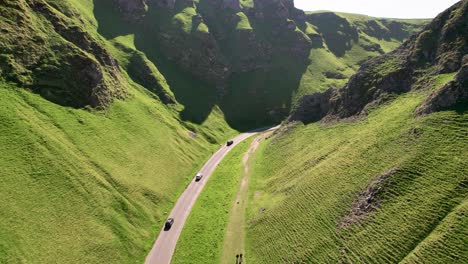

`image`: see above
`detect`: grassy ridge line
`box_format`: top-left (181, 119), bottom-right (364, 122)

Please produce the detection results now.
top-left (172, 138), bottom-right (254, 264)
top-left (245, 75), bottom-right (467, 262)
top-left (0, 83), bottom-right (235, 263)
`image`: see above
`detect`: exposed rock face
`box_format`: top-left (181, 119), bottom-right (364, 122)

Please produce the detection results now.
top-left (329, 55), bottom-right (412, 118)
top-left (400, 0), bottom-right (467, 73)
top-left (253, 0), bottom-right (294, 20)
top-left (289, 89), bottom-right (333, 123)
top-left (417, 58), bottom-right (468, 115)
top-left (340, 168), bottom-right (399, 228)
top-left (0, 0), bottom-right (127, 108)
top-left (291, 0), bottom-right (467, 123)
top-left (114, 0), bottom-right (148, 22)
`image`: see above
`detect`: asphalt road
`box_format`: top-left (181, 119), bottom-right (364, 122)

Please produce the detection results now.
top-left (145, 126), bottom-right (279, 264)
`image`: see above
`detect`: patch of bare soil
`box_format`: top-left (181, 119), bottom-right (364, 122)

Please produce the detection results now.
top-left (340, 167), bottom-right (399, 229)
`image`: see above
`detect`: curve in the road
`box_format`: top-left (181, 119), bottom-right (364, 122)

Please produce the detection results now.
top-left (145, 126), bottom-right (279, 264)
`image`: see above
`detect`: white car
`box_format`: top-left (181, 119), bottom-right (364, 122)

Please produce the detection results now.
top-left (195, 173), bottom-right (203, 182)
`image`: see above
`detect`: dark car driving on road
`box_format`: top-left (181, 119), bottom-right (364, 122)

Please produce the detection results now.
top-left (227, 140), bottom-right (234, 146)
top-left (164, 218), bottom-right (174, 231)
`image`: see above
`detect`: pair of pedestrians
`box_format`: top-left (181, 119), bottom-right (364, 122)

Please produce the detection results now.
top-left (236, 253), bottom-right (244, 264)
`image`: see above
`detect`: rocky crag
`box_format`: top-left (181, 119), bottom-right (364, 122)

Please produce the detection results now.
top-left (1, 0), bottom-right (427, 128)
top-left (291, 0), bottom-right (467, 123)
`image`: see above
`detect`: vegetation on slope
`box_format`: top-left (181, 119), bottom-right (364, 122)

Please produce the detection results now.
top-left (244, 2), bottom-right (467, 262)
top-left (93, 0), bottom-right (427, 129)
top-left (246, 85), bottom-right (467, 263)
top-left (0, 0), bottom-right (237, 263)
top-left (0, 81), bottom-right (235, 263)
top-left (0, 0), bottom-right (447, 263)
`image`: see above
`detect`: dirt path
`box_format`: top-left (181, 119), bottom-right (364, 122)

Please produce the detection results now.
top-left (220, 130), bottom-right (275, 264)
top-left (145, 126), bottom-right (279, 264)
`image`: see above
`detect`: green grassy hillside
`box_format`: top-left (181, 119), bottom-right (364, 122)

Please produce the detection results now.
top-left (245, 75), bottom-right (467, 263)
top-left (0, 82), bottom-right (235, 263)
top-left (0, 0), bottom-right (442, 263)
top-left (0, 0), bottom-right (237, 263)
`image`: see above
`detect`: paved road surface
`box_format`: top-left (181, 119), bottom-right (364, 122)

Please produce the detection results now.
top-left (145, 126), bottom-right (279, 264)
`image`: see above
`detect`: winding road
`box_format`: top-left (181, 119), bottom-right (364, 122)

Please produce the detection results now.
top-left (145, 126), bottom-right (279, 264)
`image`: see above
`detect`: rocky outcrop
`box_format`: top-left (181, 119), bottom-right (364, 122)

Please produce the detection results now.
top-left (340, 168), bottom-right (399, 228)
top-left (328, 55), bottom-right (412, 118)
top-left (0, 0), bottom-right (127, 108)
top-left (253, 0), bottom-right (295, 20)
top-left (400, 0), bottom-right (468, 73)
top-left (114, 0), bottom-right (148, 22)
top-left (158, 27), bottom-right (229, 91)
top-left (416, 57), bottom-right (468, 115)
top-left (289, 89), bottom-right (333, 123)
top-left (291, 0), bottom-right (467, 123)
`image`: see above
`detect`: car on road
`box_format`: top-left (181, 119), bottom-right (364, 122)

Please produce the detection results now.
top-left (195, 173), bottom-right (203, 182)
top-left (227, 140), bottom-right (234, 146)
top-left (164, 218), bottom-right (174, 231)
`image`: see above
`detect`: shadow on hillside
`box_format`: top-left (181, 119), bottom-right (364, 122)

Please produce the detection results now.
top-left (217, 13), bottom-right (312, 129)
top-left (307, 12), bottom-right (358, 57)
top-left (93, 0), bottom-right (217, 124)
top-left (454, 103), bottom-right (468, 114)
top-left (93, 0), bottom-right (133, 39)
top-left (93, 0), bottom-right (311, 131)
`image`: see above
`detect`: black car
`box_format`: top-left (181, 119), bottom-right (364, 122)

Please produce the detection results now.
top-left (227, 140), bottom-right (234, 146)
top-left (164, 218), bottom-right (174, 231)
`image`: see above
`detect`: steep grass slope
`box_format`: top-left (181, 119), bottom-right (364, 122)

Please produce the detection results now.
top-left (246, 83), bottom-right (467, 263)
top-left (245, 1), bottom-right (467, 262)
top-left (0, 0), bottom-right (236, 263)
top-left (0, 0), bottom-right (433, 262)
top-left (0, 84), bottom-right (235, 264)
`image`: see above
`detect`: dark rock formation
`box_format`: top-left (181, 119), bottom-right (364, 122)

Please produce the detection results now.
top-left (114, 0), bottom-right (148, 22)
top-left (291, 0), bottom-right (468, 123)
top-left (340, 168), bottom-right (399, 228)
top-left (253, 0), bottom-right (295, 21)
top-left (324, 72), bottom-right (347, 79)
top-left (417, 57), bottom-right (468, 115)
top-left (360, 42), bottom-right (385, 54)
top-left (328, 54), bottom-right (412, 118)
top-left (399, 0), bottom-right (468, 73)
top-left (0, 0), bottom-right (127, 108)
top-left (289, 89), bottom-right (333, 123)
top-left (307, 33), bottom-right (324, 48)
